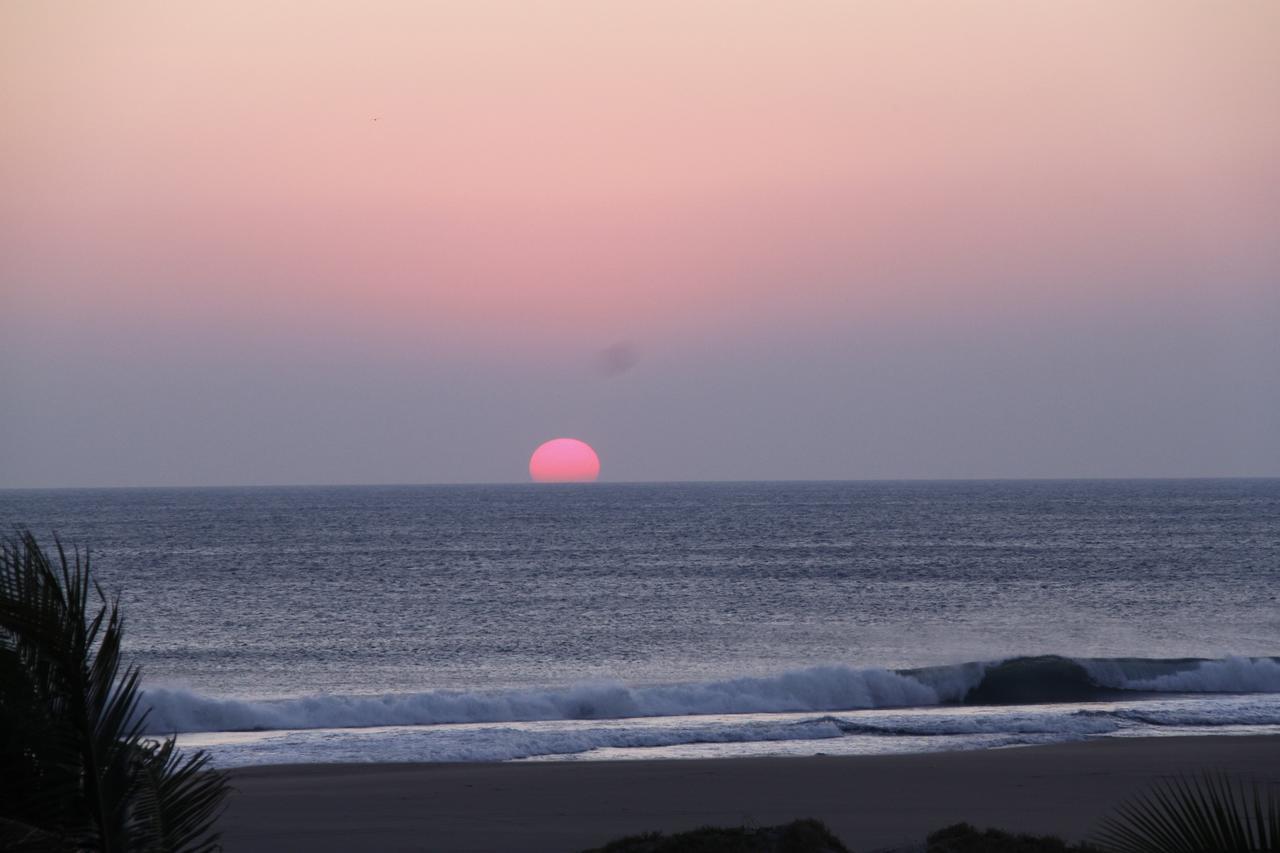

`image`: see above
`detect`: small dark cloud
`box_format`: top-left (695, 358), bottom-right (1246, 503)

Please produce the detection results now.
top-left (595, 341), bottom-right (640, 378)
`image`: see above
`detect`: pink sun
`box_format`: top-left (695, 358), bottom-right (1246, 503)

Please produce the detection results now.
top-left (529, 438), bottom-right (601, 483)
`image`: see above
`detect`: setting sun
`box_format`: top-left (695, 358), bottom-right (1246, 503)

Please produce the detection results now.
top-left (529, 438), bottom-right (600, 483)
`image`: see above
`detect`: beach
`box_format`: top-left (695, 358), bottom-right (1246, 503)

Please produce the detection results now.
top-left (220, 734), bottom-right (1280, 852)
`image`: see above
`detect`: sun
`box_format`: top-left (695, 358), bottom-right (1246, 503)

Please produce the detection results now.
top-left (529, 438), bottom-right (600, 483)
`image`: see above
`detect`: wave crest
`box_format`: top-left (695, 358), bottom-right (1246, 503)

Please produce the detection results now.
top-left (140, 654), bottom-right (1280, 735)
top-left (141, 665), bottom-right (944, 734)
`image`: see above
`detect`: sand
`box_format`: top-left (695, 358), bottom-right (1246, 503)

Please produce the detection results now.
top-left (220, 735), bottom-right (1280, 852)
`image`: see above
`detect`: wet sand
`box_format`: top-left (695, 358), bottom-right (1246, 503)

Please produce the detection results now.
top-left (221, 735), bottom-right (1280, 852)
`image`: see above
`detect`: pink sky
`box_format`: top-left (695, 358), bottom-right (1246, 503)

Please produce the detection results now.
top-left (2, 1), bottom-right (1278, 485)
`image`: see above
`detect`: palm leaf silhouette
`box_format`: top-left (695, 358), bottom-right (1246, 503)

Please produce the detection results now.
top-left (1095, 772), bottom-right (1280, 853)
top-left (0, 530), bottom-right (230, 852)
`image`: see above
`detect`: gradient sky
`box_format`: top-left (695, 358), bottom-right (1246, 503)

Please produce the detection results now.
top-left (2, 1), bottom-right (1278, 487)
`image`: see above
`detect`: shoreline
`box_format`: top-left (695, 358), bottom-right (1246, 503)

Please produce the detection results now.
top-left (220, 734), bottom-right (1280, 852)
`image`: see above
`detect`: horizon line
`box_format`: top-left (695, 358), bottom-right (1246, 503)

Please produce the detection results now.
top-left (3, 474), bottom-right (1279, 492)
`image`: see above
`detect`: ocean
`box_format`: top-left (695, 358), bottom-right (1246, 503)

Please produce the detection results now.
top-left (2, 479), bottom-right (1278, 766)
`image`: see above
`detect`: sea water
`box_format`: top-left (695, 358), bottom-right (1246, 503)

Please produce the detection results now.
top-left (2, 479), bottom-right (1277, 766)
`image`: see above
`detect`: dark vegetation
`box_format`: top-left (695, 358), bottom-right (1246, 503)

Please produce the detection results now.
top-left (583, 819), bottom-right (850, 853)
top-left (1095, 772), bottom-right (1280, 853)
top-left (0, 530), bottom-right (230, 852)
top-left (926, 823), bottom-right (1102, 852)
top-left (582, 821), bottom-right (1100, 853)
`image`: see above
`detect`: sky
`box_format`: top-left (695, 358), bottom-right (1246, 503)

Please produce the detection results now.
top-left (2, 0), bottom-right (1278, 487)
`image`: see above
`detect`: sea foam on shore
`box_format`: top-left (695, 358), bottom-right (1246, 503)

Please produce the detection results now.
top-left (154, 655), bottom-right (1280, 766)
top-left (144, 655), bottom-right (1280, 735)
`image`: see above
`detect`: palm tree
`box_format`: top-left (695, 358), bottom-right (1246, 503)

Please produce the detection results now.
top-left (0, 530), bottom-right (230, 852)
top-left (1095, 772), bottom-right (1280, 853)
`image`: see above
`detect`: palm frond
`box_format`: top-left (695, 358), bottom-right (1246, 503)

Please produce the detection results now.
top-left (1, 531), bottom-right (98, 843)
top-left (1, 530), bottom-right (230, 852)
top-left (130, 740), bottom-right (229, 853)
top-left (1094, 772), bottom-right (1280, 853)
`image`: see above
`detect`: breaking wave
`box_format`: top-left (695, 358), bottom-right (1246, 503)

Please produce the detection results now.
top-left (141, 654), bottom-right (1280, 735)
top-left (186, 698), bottom-right (1280, 766)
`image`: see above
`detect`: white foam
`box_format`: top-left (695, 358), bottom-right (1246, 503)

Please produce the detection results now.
top-left (833, 710), bottom-right (1120, 738)
top-left (190, 717), bottom-right (851, 766)
top-left (140, 656), bottom-right (1280, 737)
top-left (1120, 657), bottom-right (1280, 694)
top-left (173, 694), bottom-right (1280, 766)
top-left (141, 665), bottom-right (945, 735)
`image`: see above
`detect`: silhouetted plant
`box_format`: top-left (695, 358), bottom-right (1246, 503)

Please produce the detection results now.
top-left (0, 530), bottom-right (229, 852)
top-left (582, 819), bottom-right (850, 852)
top-left (1094, 772), bottom-right (1280, 853)
top-left (928, 822), bottom-right (1102, 852)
